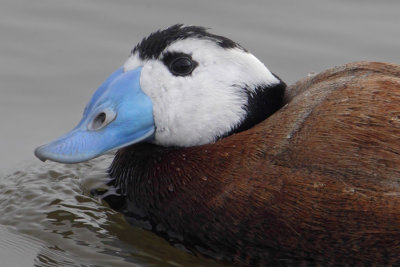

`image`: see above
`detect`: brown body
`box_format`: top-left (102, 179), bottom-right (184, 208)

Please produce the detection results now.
top-left (110, 62), bottom-right (400, 265)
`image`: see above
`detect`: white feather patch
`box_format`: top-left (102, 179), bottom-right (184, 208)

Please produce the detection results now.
top-left (124, 38), bottom-right (280, 147)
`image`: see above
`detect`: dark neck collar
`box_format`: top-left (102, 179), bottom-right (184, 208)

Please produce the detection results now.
top-left (226, 76), bottom-right (286, 137)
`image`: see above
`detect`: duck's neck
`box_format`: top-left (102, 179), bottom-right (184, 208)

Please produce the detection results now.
top-left (109, 143), bottom-right (188, 198)
top-left (108, 142), bottom-right (231, 210)
top-left (108, 142), bottom-right (242, 259)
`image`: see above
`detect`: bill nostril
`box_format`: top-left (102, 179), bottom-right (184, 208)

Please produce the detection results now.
top-left (88, 109), bottom-right (116, 131)
top-left (92, 112), bottom-right (106, 129)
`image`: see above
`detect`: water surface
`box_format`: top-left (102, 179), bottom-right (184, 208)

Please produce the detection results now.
top-left (1, 0), bottom-right (400, 266)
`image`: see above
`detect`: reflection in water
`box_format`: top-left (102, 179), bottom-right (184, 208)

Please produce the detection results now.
top-left (0, 155), bottom-right (224, 266)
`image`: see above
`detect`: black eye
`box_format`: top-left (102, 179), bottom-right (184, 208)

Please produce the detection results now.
top-left (169, 57), bottom-right (195, 76)
top-left (162, 52), bottom-right (199, 77)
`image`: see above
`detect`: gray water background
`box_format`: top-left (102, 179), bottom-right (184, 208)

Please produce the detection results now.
top-left (1, 0), bottom-right (400, 266)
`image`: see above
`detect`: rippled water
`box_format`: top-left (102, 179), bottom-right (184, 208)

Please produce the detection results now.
top-left (0, 155), bottom-right (223, 266)
top-left (1, 0), bottom-right (400, 266)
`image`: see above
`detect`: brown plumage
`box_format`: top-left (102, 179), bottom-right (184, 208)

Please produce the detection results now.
top-left (109, 61), bottom-right (400, 265)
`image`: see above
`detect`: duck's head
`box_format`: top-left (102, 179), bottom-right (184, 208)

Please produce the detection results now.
top-left (35, 24), bottom-right (286, 163)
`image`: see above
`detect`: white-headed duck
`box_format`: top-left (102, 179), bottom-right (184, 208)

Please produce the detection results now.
top-left (35, 25), bottom-right (400, 265)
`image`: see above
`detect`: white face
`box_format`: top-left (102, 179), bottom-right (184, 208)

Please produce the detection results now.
top-left (124, 37), bottom-right (280, 147)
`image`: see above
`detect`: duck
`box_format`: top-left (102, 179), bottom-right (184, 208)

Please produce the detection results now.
top-left (34, 24), bottom-right (400, 265)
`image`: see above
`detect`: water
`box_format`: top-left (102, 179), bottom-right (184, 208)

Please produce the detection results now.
top-left (1, 0), bottom-right (400, 266)
top-left (0, 155), bottom-right (223, 266)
